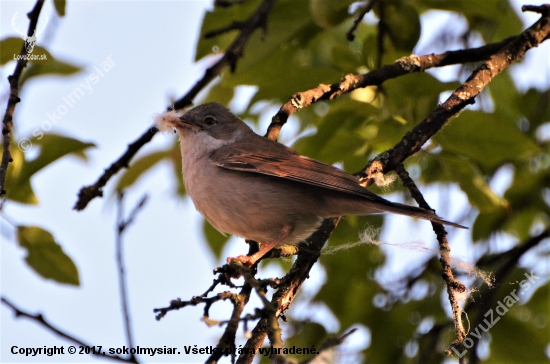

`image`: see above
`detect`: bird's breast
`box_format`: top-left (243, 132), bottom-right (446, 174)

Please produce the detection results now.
top-left (182, 160), bottom-right (323, 244)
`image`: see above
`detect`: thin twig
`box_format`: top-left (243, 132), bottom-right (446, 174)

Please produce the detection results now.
top-left (74, 0), bottom-right (279, 211)
top-left (236, 218), bottom-right (340, 364)
top-left (0, 0), bottom-right (45, 196)
top-left (1, 297), bottom-right (138, 363)
top-left (300, 328), bottom-right (357, 364)
top-left (172, 0), bottom-right (276, 110)
top-left (115, 193), bottom-right (148, 360)
top-left (205, 247), bottom-right (259, 364)
top-left (466, 228), bottom-right (549, 364)
top-left (154, 291), bottom-right (238, 321)
top-left (214, 0), bottom-right (246, 8)
top-left (346, 0), bottom-right (378, 41)
top-left (522, 4), bottom-right (550, 15)
top-left (395, 164), bottom-right (467, 354)
top-left (205, 21), bottom-right (246, 38)
top-left (73, 128), bottom-right (157, 210)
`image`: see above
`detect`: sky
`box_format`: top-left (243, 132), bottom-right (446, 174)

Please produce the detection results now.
top-left (0, 1), bottom-right (548, 364)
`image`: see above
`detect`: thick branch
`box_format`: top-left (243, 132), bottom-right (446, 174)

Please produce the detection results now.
top-left (357, 13), bottom-right (550, 185)
top-left (265, 36), bottom-right (514, 141)
top-left (0, 0), bottom-right (45, 196)
top-left (74, 0), bottom-right (278, 211)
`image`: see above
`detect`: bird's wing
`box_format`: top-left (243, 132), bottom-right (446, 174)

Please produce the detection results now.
top-left (210, 136), bottom-right (467, 229)
top-left (209, 137), bottom-right (387, 202)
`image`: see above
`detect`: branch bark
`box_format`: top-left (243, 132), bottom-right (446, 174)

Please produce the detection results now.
top-left (0, 0), bottom-right (45, 197)
top-left (265, 36), bottom-right (515, 141)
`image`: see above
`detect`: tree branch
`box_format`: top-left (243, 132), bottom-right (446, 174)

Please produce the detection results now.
top-left (258, 11), bottom-right (550, 362)
top-left (395, 164), bottom-right (467, 355)
top-left (300, 328), bottom-right (357, 364)
top-left (466, 228), bottom-right (549, 364)
top-left (74, 0), bottom-right (279, 211)
top-left (0, 0), bottom-right (45, 197)
top-left (1, 297), bottom-right (138, 363)
top-left (346, 0), bottom-right (379, 41)
top-left (115, 193), bottom-right (148, 361)
top-left (357, 12), bottom-right (550, 186)
top-left (236, 218), bottom-right (339, 364)
top-left (265, 35), bottom-right (514, 141)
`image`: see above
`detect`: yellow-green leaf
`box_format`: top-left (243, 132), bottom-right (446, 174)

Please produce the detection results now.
top-left (17, 226), bottom-right (80, 285)
top-left (435, 111), bottom-right (541, 172)
top-left (309, 0), bottom-right (353, 29)
top-left (116, 150), bottom-right (170, 192)
top-left (53, 0), bottom-right (66, 17)
top-left (5, 134), bottom-right (95, 204)
top-left (203, 219), bottom-right (230, 261)
top-left (384, 3), bottom-right (421, 52)
top-left (20, 58), bottom-right (81, 85)
top-left (438, 154), bottom-right (508, 213)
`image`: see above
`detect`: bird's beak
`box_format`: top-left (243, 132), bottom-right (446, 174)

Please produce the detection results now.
top-left (175, 115), bottom-right (201, 131)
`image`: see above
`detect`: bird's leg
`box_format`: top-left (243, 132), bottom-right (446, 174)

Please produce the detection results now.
top-left (228, 224), bottom-right (294, 268)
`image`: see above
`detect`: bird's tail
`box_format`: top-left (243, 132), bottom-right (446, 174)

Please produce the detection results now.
top-left (376, 201), bottom-right (467, 229)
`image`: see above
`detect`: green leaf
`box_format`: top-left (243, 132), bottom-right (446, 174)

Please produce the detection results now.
top-left (5, 134), bottom-right (95, 204)
top-left (472, 162), bottom-right (549, 241)
top-left (195, 0), bottom-right (260, 61)
top-left (472, 208), bottom-right (508, 242)
top-left (168, 143), bottom-right (186, 197)
top-left (3, 39), bottom-right (45, 62)
top-left (284, 322), bottom-right (327, 359)
top-left (331, 44), bottom-right (362, 73)
top-left (203, 219), bottom-right (230, 260)
top-left (0, 37), bottom-right (24, 65)
top-left (53, 0), bottom-right (66, 17)
top-left (0, 38), bottom-right (80, 81)
top-left (517, 89), bottom-right (550, 134)
top-left (309, 0), bottom-right (353, 29)
top-left (383, 3), bottom-right (421, 52)
top-left (434, 111), bottom-right (541, 172)
top-left (487, 307), bottom-right (548, 363)
top-left (436, 154), bottom-right (508, 213)
top-left (293, 99), bottom-right (377, 167)
top-left (202, 82), bottom-right (236, 106)
top-left (17, 226), bottom-right (80, 285)
top-left (384, 73), bottom-right (459, 124)
top-left (20, 58), bottom-right (81, 85)
top-left (0, 37), bottom-right (82, 81)
top-left (116, 150), bottom-right (170, 191)
top-left (416, 0), bottom-right (522, 43)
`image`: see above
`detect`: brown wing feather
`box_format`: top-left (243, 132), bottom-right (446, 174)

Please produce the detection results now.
top-left (210, 136), bottom-right (467, 229)
top-left (210, 136), bottom-right (386, 202)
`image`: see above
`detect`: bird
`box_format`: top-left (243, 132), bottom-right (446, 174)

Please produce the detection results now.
top-left (155, 102), bottom-right (466, 267)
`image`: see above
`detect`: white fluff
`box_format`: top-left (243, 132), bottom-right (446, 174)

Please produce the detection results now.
top-left (154, 110), bottom-right (181, 133)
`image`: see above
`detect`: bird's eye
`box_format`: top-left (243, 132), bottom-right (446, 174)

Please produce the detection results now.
top-left (204, 116), bottom-right (216, 126)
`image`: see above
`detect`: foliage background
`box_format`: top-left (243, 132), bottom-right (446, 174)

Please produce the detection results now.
top-left (1, 0), bottom-right (549, 363)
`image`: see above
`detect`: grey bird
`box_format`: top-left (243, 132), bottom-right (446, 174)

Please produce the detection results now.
top-left (156, 102), bottom-right (466, 267)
